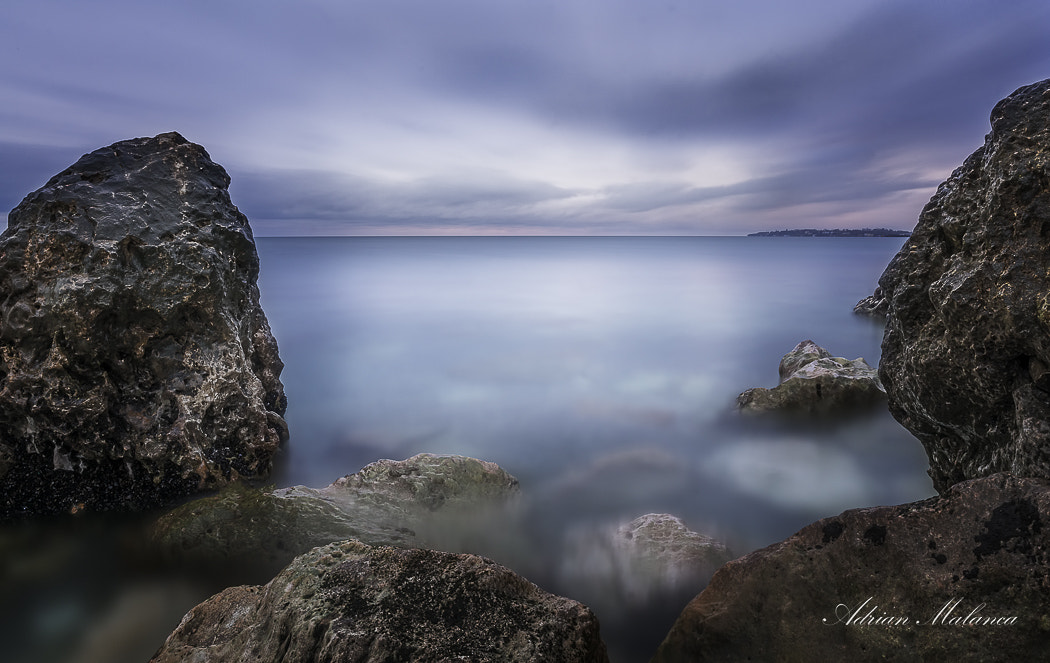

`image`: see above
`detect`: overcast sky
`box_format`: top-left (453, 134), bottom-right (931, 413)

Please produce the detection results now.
top-left (2, 0), bottom-right (1048, 235)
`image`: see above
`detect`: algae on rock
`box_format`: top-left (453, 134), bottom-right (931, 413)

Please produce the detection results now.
top-left (151, 453), bottom-right (521, 576)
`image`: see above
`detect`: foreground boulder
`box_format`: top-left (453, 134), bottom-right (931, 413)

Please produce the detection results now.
top-left (150, 539), bottom-right (610, 663)
top-left (151, 454), bottom-right (520, 575)
top-left (873, 79), bottom-right (1050, 493)
top-left (736, 340), bottom-right (885, 414)
top-left (0, 132), bottom-right (287, 518)
top-left (652, 473), bottom-right (1050, 662)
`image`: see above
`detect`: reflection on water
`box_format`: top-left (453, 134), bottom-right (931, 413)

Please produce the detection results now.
top-left (3, 237), bottom-right (935, 663)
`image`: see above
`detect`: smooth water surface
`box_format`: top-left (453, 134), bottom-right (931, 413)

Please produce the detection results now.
top-left (254, 236), bottom-right (934, 659)
top-left (7, 236), bottom-right (936, 663)
top-left (260, 237), bottom-right (931, 544)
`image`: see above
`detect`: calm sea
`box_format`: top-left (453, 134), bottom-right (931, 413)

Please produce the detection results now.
top-left (259, 236), bottom-right (931, 538)
top-left (7, 236), bottom-right (936, 663)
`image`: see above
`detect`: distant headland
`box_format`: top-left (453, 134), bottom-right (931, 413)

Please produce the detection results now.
top-left (748, 228), bottom-right (912, 237)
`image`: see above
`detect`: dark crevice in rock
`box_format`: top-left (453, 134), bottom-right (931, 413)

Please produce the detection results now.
top-left (821, 520), bottom-right (844, 544)
top-left (973, 498), bottom-right (1043, 560)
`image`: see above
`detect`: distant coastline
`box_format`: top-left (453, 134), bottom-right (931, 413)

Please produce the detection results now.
top-left (748, 228), bottom-right (911, 237)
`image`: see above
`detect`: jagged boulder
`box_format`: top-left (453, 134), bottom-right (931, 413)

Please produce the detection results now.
top-left (0, 132), bottom-right (287, 518)
top-left (151, 453), bottom-right (520, 575)
top-left (150, 539), bottom-right (610, 663)
top-left (872, 79), bottom-right (1050, 492)
top-left (736, 340), bottom-right (885, 414)
top-left (652, 473), bottom-right (1050, 662)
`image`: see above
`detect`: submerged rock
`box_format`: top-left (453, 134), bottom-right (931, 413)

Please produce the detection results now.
top-left (736, 340), bottom-right (885, 414)
top-left (0, 132), bottom-right (287, 519)
top-left (151, 453), bottom-right (520, 575)
top-left (853, 286), bottom-right (889, 319)
top-left (872, 79), bottom-right (1050, 493)
top-left (652, 473), bottom-right (1050, 663)
top-left (559, 513), bottom-right (731, 607)
top-left (150, 539), bottom-right (610, 663)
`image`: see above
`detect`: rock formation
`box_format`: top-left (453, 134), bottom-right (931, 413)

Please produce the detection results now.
top-left (736, 340), bottom-right (885, 414)
top-left (151, 454), bottom-right (520, 575)
top-left (150, 539), bottom-right (610, 663)
top-left (656, 82), bottom-right (1050, 661)
top-left (0, 132), bottom-right (287, 518)
top-left (853, 286), bottom-right (888, 319)
top-left (872, 79), bottom-right (1050, 492)
top-left (651, 473), bottom-right (1050, 662)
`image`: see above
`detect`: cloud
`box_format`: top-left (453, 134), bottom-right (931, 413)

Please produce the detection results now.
top-left (1, 0), bottom-right (1049, 234)
top-left (232, 167), bottom-right (584, 234)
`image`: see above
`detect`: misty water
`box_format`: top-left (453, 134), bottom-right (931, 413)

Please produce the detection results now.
top-left (5, 236), bottom-right (936, 663)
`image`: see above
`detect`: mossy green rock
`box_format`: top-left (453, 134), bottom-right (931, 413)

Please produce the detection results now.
top-left (151, 453), bottom-right (520, 575)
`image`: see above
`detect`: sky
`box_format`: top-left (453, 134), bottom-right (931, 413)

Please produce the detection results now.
top-left (2, 0), bottom-right (1048, 236)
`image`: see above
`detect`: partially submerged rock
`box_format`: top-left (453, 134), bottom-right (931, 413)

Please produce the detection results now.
top-left (853, 287), bottom-right (889, 319)
top-left (150, 539), bottom-right (610, 663)
top-left (0, 132), bottom-right (287, 519)
top-left (872, 79), bottom-right (1050, 492)
top-left (652, 473), bottom-right (1050, 662)
top-left (559, 513), bottom-right (731, 606)
top-left (151, 453), bottom-right (520, 575)
top-left (736, 340), bottom-right (885, 414)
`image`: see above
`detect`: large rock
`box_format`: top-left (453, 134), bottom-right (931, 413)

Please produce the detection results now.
top-left (736, 340), bottom-right (885, 414)
top-left (151, 453), bottom-right (520, 575)
top-left (0, 132), bottom-right (287, 518)
top-left (150, 539), bottom-right (610, 663)
top-left (652, 473), bottom-right (1050, 662)
top-left (874, 79), bottom-right (1050, 492)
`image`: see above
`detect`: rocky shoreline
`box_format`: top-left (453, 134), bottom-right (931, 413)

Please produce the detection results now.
top-left (0, 132), bottom-right (731, 662)
top-left (654, 77), bottom-right (1050, 660)
top-left (7, 76), bottom-right (1050, 662)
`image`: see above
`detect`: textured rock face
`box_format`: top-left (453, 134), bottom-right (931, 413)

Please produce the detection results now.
top-left (653, 473), bottom-right (1050, 663)
top-left (875, 79), bottom-right (1050, 493)
top-left (151, 454), bottom-right (520, 575)
top-left (0, 132), bottom-right (287, 518)
top-left (737, 340), bottom-right (885, 413)
top-left (151, 539), bottom-right (610, 663)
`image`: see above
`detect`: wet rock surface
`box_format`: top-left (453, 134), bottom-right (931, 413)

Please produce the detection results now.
top-left (151, 453), bottom-right (521, 576)
top-left (853, 287), bottom-right (888, 319)
top-left (873, 79), bottom-right (1050, 493)
top-left (0, 132), bottom-right (287, 519)
top-left (150, 539), bottom-right (610, 663)
top-left (736, 340), bottom-right (885, 414)
top-left (652, 473), bottom-right (1050, 663)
